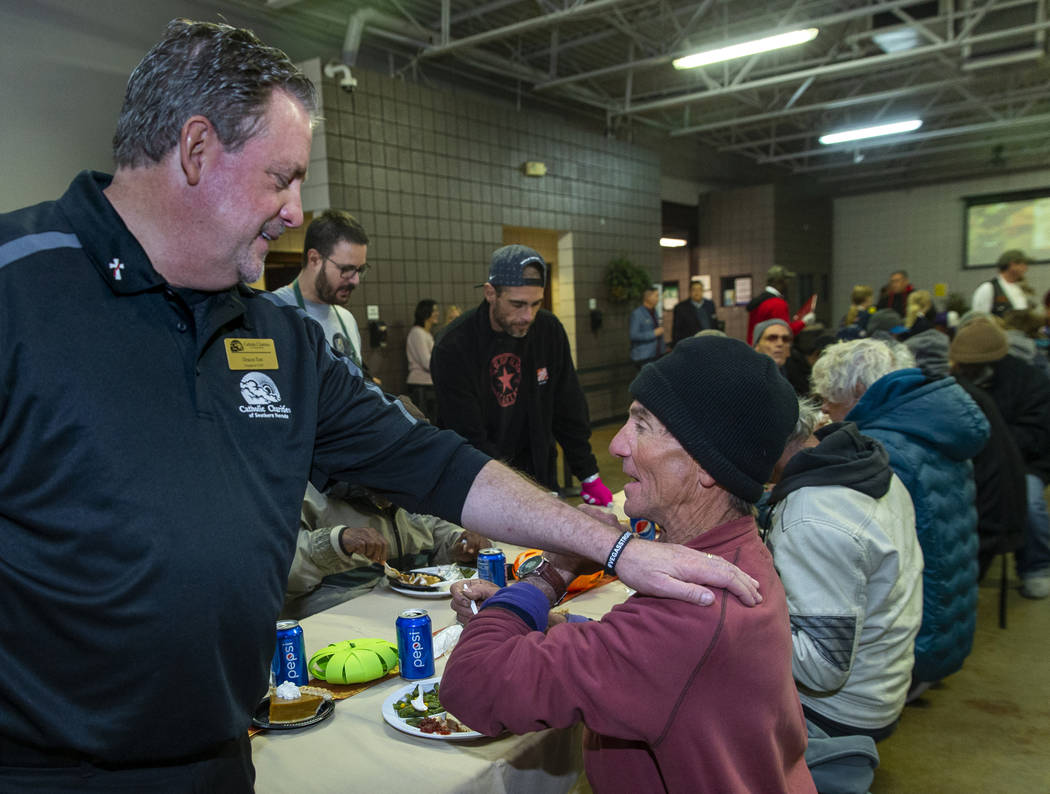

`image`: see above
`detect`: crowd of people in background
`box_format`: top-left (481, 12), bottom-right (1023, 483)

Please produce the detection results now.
top-left (295, 215), bottom-right (1047, 769)
top-left (273, 233), bottom-right (1050, 788)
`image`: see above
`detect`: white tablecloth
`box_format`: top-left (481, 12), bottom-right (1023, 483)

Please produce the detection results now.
top-left (251, 543), bottom-right (633, 794)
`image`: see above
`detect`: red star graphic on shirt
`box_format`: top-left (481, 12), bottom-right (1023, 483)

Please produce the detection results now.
top-left (489, 352), bottom-right (521, 407)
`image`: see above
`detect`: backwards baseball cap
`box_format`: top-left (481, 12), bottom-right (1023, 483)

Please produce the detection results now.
top-left (767, 264), bottom-right (796, 283)
top-left (481, 245), bottom-right (547, 288)
top-left (997, 249), bottom-right (1032, 269)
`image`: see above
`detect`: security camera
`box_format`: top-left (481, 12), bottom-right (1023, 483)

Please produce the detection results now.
top-left (324, 62), bottom-right (358, 93)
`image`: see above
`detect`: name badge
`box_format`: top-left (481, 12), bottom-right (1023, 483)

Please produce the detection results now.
top-left (225, 338), bottom-right (279, 370)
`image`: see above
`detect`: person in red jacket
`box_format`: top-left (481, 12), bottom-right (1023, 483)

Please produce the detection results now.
top-left (746, 265), bottom-right (809, 344)
top-left (876, 270), bottom-right (914, 314)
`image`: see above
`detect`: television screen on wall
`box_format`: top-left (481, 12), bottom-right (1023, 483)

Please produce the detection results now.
top-left (964, 188), bottom-right (1050, 268)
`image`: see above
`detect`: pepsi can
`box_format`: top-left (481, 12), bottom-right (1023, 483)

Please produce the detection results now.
top-left (477, 547), bottom-right (507, 587)
top-left (396, 609), bottom-right (434, 680)
top-left (630, 517), bottom-right (658, 541)
top-left (271, 619), bottom-right (307, 686)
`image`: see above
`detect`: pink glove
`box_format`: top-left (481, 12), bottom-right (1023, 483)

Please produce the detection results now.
top-left (580, 474), bottom-right (613, 506)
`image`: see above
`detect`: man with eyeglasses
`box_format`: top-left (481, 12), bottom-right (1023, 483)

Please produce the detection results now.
top-left (268, 209), bottom-right (375, 379)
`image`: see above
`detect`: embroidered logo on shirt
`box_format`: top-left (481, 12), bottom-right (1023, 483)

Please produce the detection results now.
top-left (238, 372), bottom-right (292, 420)
top-left (108, 258), bottom-right (125, 280)
top-left (536, 367), bottom-right (549, 385)
top-left (490, 352), bottom-right (521, 407)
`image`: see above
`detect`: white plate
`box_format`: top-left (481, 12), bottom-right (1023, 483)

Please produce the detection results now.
top-left (381, 678), bottom-right (484, 741)
top-left (389, 566), bottom-right (477, 599)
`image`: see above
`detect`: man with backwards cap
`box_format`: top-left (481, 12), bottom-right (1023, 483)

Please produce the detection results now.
top-left (432, 245), bottom-right (613, 505)
top-left (443, 337), bottom-right (816, 793)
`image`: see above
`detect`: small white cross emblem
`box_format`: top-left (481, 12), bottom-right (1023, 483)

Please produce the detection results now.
top-left (108, 258), bottom-right (125, 280)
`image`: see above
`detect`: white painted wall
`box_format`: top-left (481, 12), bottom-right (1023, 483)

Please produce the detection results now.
top-left (0, 0), bottom-right (330, 212)
top-left (832, 168), bottom-right (1050, 319)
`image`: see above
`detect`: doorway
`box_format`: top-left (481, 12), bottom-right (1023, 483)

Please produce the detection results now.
top-left (501, 226), bottom-right (577, 362)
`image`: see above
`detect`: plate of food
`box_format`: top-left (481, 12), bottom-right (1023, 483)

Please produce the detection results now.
top-left (389, 565), bottom-right (477, 598)
top-left (252, 683), bottom-right (336, 731)
top-left (381, 678), bottom-right (483, 741)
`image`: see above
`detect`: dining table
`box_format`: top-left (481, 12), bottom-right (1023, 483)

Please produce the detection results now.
top-left (251, 535), bottom-right (635, 794)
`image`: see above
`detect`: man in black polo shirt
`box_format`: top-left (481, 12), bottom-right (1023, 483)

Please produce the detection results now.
top-left (0, 20), bottom-right (761, 789)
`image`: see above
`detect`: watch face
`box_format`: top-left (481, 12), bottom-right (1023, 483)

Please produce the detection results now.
top-left (517, 555), bottom-right (544, 577)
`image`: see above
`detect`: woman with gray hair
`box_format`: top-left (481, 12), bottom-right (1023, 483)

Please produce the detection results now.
top-left (810, 337), bottom-right (989, 698)
top-left (810, 339), bottom-right (914, 421)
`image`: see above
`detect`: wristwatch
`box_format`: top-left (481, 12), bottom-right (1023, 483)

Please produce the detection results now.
top-left (517, 556), bottom-right (569, 606)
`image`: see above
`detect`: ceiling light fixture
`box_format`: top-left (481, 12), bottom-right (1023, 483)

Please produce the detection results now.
top-left (673, 28), bottom-right (819, 70)
top-left (819, 119), bottom-right (923, 145)
top-left (660, 237), bottom-right (688, 248)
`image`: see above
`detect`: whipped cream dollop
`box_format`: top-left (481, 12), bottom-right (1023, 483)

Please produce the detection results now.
top-left (274, 681), bottom-right (301, 701)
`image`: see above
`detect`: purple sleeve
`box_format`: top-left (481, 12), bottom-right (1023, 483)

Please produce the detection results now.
top-left (480, 582), bottom-right (551, 632)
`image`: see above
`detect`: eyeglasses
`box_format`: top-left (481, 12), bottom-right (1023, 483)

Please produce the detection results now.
top-left (323, 255), bottom-right (370, 279)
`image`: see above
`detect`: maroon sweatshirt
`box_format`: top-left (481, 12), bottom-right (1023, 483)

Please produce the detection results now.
top-left (442, 517), bottom-right (815, 793)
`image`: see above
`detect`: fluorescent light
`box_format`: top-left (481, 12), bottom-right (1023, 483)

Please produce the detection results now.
top-left (660, 237), bottom-right (687, 248)
top-left (819, 119), bottom-right (923, 145)
top-left (872, 28), bottom-right (921, 54)
top-left (673, 28), bottom-right (818, 70)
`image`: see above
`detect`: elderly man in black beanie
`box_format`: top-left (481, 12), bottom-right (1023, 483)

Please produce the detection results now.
top-left (442, 337), bottom-right (816, 794)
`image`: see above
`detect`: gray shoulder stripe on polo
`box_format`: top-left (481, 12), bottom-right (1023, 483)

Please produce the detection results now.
top-left (0, 232), bottom-right (82, 269)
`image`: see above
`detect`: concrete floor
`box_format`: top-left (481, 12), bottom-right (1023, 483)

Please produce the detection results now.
top-left (575, 421), bottom-right (1050, 793)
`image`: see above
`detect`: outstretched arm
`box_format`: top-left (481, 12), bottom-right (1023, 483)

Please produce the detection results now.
top-left (459, 460), bottom-right (761, 606)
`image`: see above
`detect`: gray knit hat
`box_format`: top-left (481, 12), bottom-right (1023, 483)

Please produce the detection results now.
top-left (752, 318), bottom-right (792, 347)
top-left (629, 336), bottom-right (798, 502)
top-left (867, 309), bottom-right (903, 336)
top-left (905, 329), bottom-right (950, 378)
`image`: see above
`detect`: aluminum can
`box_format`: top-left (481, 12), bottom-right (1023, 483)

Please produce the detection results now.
top-left (630, 517), bottom-right (658, 541)
top-left (396, 609), bottom-right (435, 680)
top-left (477, 547), bottom-right (507, 587)
top-left (271, 619), bottom-right (307, 686)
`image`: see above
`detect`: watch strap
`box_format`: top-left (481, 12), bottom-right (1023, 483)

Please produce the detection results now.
top-left (523, 559), bottom-right (569, 605)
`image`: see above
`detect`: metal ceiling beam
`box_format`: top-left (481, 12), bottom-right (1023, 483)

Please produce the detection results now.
top-left (792, 130), bottom-right (1050, 173)
top-left (418, 0), bottom-right (633, 59)
top-left (616, 18), bottom-right (1050, 116)
top-left (716, 84), bottom-right (1050, 153)
top-left (536, 0), bottom-right (931, 91)
top-left (815, 151), bottom-right (1049, 184)
top-left (757, 111), bottom-right (1050, 163)
top-left (671, 78), bottom-right (969, 138)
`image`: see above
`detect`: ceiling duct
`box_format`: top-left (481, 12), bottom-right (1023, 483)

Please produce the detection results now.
top-left (340, 7), bottom-right (432, 66)
top-left (871, 1), bottom-right (939, 53)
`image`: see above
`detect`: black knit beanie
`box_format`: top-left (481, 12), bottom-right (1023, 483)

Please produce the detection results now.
top-left (629, 336), bottom-right (799, 502)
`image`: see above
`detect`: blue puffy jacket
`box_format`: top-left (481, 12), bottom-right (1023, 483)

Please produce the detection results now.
top-left (846, 369), bottom-right (990, 683)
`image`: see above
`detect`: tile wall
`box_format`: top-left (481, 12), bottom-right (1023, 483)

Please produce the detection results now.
top-left (311, 68), bottom-right (661, 421)
top-left (832, 168), bottom-right (1050, 321)
top-left (694, 185), bottom-right (832, 340)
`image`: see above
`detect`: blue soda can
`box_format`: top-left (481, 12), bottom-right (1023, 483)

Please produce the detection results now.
top-left (396, 609), bottom-right (434, 680)
top-left (630, 517), bottom-right (657, 541)
top-left (477, 547), bottom-right (507, 587)
top-left (271, 619), bottom-right (307, 686)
